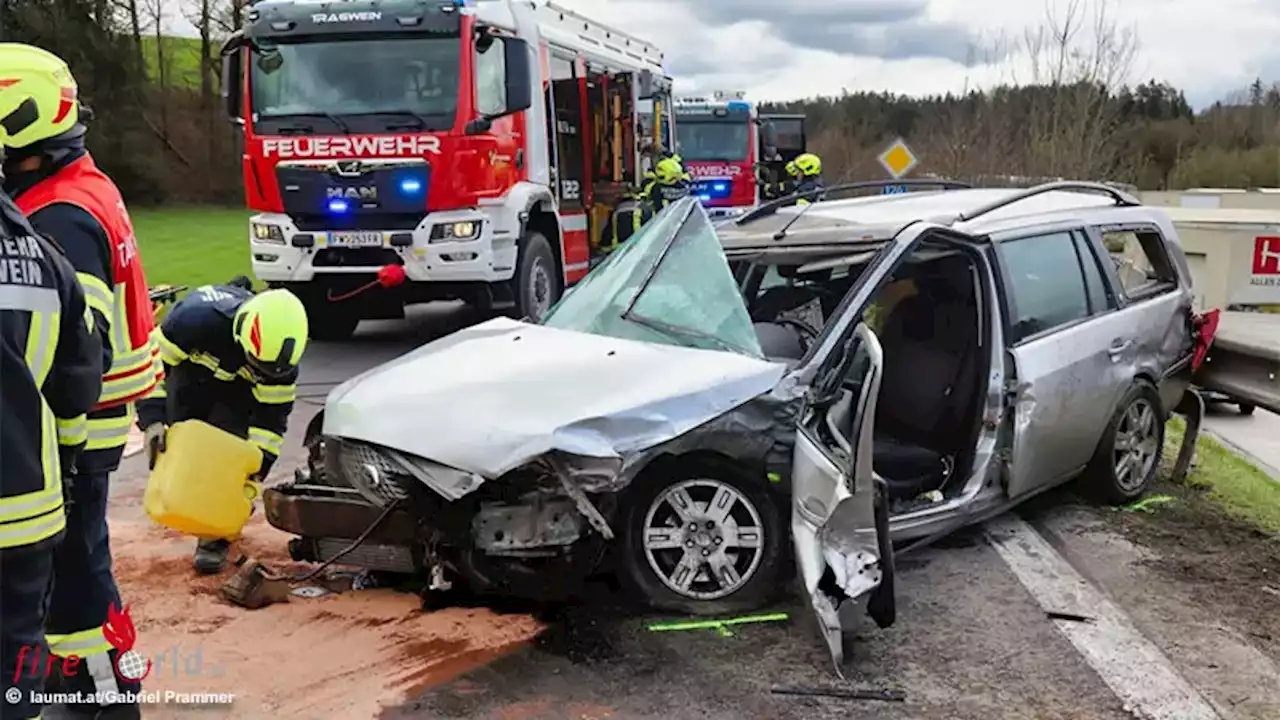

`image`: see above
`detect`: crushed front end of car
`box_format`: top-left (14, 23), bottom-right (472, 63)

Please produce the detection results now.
top-left (263, 199), bottom-right (790, 599)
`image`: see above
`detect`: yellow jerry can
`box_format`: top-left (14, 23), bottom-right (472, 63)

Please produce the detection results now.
top-left (144, 420), bottom-right (263, 539)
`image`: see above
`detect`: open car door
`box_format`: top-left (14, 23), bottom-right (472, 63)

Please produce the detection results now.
top-left (790, 323), bottom-right (895, 676)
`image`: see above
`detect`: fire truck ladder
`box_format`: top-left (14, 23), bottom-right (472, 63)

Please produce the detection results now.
top-left (535, 1), bottom-right (665, 72)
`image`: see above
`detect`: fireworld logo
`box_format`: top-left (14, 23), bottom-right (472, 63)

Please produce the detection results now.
top-left (103, 604), bottom-right (151, 682)
top-left (14, 604), bottom-right (225, 684)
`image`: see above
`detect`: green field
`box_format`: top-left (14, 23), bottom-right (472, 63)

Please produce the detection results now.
top-left (1164, 418), bottom-right (1280, 534)
top-left (131, 207), bottom-right (252, 290)
top-left (140, 36), bottom-right (204, 89)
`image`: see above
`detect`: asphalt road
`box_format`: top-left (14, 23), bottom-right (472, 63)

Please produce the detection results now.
top-left (107, 304), bottom-right (1280, 719)
top-left (1202, 403), bottom-right (1280, 481)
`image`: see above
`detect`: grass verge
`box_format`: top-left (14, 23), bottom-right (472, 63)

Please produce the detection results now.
top-left (131, 206), bottom-right (252, 290)
top-left (1163, 417), bottom-right (1280, 535)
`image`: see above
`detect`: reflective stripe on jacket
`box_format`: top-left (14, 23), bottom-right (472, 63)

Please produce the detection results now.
top-left (0, 191), bottom-right (103, 548)
top-left (15, 154), bottom-right (162, 411)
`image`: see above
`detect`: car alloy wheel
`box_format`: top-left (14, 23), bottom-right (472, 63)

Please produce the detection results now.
top-left (1112, 396), bottom-right (1159, 493)
top-left (640, 478), bottom-right (766, 601)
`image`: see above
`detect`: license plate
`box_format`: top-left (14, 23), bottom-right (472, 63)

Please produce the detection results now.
top-left (328, 231), bottom-right (383, 247)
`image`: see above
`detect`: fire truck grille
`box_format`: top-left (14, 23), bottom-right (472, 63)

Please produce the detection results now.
top-left (328, 439), bottom-right (412, 506)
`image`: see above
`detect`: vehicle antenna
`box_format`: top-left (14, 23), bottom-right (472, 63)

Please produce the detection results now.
top-left (771, 189), bottom-right (824, 241)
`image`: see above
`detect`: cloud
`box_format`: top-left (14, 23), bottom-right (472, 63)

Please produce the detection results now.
top-left (160, 0), bottom-right (1280, 109)
top-left (645, 0), bottom-right (991, 63)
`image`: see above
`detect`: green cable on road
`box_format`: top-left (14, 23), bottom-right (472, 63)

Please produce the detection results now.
top-left (646, 612), bottom-right (790, 637)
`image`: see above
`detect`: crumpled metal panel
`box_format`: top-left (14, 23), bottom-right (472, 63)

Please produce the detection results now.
top-left (323, 317), bottom-right (788, 485)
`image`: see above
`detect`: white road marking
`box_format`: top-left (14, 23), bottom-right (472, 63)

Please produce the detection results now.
top-left (986, 514), bottom-right (1222, 720)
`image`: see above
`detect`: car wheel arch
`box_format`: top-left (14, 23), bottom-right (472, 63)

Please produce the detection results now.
top-left (627, 450), bottom-right (776, 499)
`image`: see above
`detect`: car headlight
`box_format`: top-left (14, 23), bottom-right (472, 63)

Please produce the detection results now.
top-left (429, 221), bottom-right (481, 243)
top-left (251, 222), bottom-right (285, 245)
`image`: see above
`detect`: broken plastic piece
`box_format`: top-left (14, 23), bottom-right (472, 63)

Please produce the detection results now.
top-left (220, 556), bottom-right (291, 609)
top-left (1119, 495), bottom-right (1176, 514)
top-left (771, 685), bottom-right (906, 702)
top-left (1046, 611), bottom-right (1095, 623)
top-left (646, 611), bottom-right (790, 636)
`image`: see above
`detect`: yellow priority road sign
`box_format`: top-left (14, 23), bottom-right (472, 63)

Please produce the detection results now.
top-left (878, 138), bottom-right (918, 179)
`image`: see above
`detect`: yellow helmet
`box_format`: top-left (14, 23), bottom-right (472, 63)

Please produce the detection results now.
top-left (785, 160), bottom-right (799, 178)
top-left (233, 289), bottom-right (310, 379)
top-left (654, 157), bottom-right (684, 184)
top-left (794, 153), bottom-right (822, 177)
top-left (0, 44), bottom-right (81, 151)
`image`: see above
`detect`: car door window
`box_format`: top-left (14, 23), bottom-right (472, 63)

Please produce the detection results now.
top-left (1100, 229), bottom-right (1178, 301)
top-left (1000, 231), bottom-right (1091, 343)
top-left (1075, 232), bottom-right (1114, 314)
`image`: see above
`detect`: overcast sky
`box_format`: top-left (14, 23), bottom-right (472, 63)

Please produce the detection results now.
top-left (164, 0), bottom-right (1280, 108)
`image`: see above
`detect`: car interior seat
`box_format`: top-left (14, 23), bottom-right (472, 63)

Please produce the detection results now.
top-left (752, 269), bottom-right (827, 361)
top-left (871, 255), bottom-right (981, 501)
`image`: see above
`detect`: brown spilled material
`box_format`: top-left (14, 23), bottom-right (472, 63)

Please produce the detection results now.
top-left (108, 513), bottom-right (544, 718)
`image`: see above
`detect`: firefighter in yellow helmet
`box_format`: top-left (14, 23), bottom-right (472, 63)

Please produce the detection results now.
top-left (607, 154), bottom-right (692, 252)
top-left (0, 139), bottom-right (104, 720)
top-left (762, 152), bottom-right (825, 205)
top-left (136, 286), bottom-right (309, 574)
top-left (2, 43), bottom-right (160, 718)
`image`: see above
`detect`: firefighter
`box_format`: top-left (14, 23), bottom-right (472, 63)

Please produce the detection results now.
top-left (1, 43), bottom-right (162, 717)
top-left (761, 152), bottom-right (825, 205)
top-left (606, 155), bottom-right (691, 252)
top-left (0, 145), bottom-right (104, 720)
top-left (136, 285), bottom-right (309, 574)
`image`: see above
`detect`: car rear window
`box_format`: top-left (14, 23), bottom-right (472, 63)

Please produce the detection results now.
top-left (1101, 229), bottom-right (1178, 301)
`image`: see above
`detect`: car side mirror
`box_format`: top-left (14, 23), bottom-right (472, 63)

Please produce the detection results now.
top-left (502, 37), bottom-right (533, 115)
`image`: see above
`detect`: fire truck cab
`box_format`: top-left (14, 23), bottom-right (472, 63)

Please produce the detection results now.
top-left (670, 92), bottom-right (809, 219)
top-left (221, 0), bottom-right (675, 340)
top-left (673, 91), bottom-right (769, 219)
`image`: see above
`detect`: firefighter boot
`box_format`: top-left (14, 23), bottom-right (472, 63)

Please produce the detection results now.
top-left (193, 538), bottom-right (231, 574)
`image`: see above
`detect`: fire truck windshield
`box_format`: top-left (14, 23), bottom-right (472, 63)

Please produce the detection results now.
top-left (250, 36), bottom-right (460, 132)
top-left (675, 116), bottom-right (750, 163)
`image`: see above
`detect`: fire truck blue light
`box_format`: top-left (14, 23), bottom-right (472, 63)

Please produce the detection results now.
top-left (327, 198), bottom-right (350, 214)
top-left (400, 178), bottom-right (423, 194)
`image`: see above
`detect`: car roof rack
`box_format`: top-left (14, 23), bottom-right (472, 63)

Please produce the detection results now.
top-left (734, 178), bottom-right (971, 226)
top-left (956, 180), bottom-right (1140, 223)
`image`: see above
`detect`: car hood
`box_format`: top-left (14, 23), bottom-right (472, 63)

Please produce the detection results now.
top-left (323, 317), bottom-right (787, 479)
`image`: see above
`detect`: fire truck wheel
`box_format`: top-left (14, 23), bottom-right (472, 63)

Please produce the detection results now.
top-left (515, 232), bottom-right (560, 321)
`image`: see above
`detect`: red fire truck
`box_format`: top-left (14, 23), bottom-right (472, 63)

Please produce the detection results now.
top-left (220, 0), bottom-right (675, 339)
top-left (672, 91), bottom-right (807, 219)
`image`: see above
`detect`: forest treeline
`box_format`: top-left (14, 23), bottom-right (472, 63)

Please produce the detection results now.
top-left (4, 0), bottom-right (1279, 205)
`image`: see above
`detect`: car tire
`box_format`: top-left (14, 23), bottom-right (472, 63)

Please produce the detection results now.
top-left (1238, 402), bottom-right (1256, 416)
top-left (617, 462), bottom-right (785, 616)
top-left (1084, 379), bottom-right (1166, 505)
top-left (513, 232), bottom-right (560, 322)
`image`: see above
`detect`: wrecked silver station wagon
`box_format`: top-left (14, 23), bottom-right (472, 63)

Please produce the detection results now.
top-left (263, 181), bottom-right (1214, 670)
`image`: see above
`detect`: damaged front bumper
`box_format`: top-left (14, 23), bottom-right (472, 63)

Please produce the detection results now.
top-left (261, 437), bottom-right (626, 591)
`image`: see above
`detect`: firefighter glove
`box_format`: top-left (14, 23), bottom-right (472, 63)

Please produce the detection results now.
top-left (144, 422), bottom-right (167, 470)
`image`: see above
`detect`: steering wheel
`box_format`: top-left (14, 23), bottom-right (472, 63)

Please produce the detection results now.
top-left (772, 316), bottom-right (821, 353)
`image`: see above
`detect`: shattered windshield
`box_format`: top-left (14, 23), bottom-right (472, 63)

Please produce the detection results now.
top-left (542, 197), bottom-right (764, 359)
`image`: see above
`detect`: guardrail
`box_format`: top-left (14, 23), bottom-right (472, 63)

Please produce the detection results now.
top-left (1192, 311), bottom-right (1280, 415)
